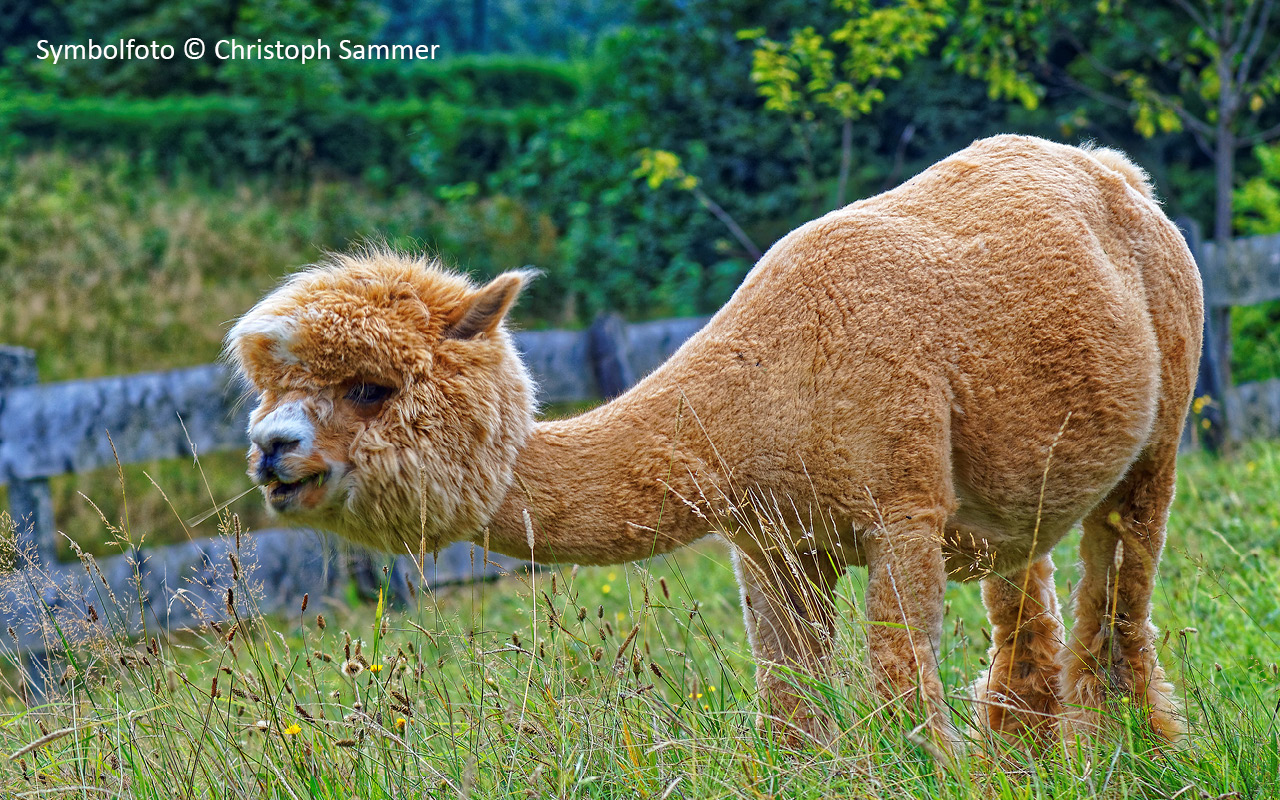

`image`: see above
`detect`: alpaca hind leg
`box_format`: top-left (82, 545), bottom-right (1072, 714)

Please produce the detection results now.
top-left (864, 515), bottom-right (958, 748)
top-left (734, 545), bottom-right (844, 746)
top-left (971, 554), bottom-right (1065, 745)
top-left (1060, 454), bottom-right (1182, 743)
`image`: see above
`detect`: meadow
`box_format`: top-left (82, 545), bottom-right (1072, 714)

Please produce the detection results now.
top-left (0, 435), bottom-right (1276, 799)
top-left (0, 150), bottom-right (1278, 799)
top-left (3, 3), bottom-right (1280, 795)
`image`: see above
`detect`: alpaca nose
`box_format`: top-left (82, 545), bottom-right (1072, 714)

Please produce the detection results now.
top-left (248, 399), bottom-right (315, 480)
top-left (256, 436), bottom-right (300, 481)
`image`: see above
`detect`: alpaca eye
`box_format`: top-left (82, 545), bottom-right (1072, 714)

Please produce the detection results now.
top-left (345, 383), bottom-right (393, 406)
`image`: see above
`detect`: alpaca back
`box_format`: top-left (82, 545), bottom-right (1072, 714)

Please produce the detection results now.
top-left (604, 135), bottom-right (1201, 554)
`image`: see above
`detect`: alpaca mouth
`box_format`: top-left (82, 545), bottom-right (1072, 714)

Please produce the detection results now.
top-left (266, 470), bottom-right (330, 511)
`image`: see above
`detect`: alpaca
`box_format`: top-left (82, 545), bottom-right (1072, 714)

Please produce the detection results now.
top-left (226, 135), bottom-right (1202, 749)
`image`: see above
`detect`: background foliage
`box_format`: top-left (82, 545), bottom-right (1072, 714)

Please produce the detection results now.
top-left (0, 6), bottom-right (1278, 796)
top-left (6, 0), bottom-right (1276, 329)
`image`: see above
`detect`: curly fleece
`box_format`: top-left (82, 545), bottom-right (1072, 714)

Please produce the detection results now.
top-left (228, 135), bottom-right (1202, 750)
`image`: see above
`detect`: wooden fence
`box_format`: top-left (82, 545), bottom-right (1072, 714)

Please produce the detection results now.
top-left (1, 222), bottom-right (1278, 681)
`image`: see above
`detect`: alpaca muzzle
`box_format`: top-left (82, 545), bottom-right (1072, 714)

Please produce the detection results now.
top-left (249, 401), bottom-right (316, 471)
top-left (247, 399), bottom-right (335, 511)
top-left (256, 437), bottom-right (297, 483)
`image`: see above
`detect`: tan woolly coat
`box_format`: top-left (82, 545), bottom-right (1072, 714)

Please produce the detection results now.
top-left (229, 134), bottom-right (1202, 747)
top-left (492, 135), bottom-right (1198, 574)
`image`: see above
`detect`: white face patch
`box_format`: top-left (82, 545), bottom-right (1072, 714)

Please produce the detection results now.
top-left (249, 399), bottom-right (316, 454)
top-left (230, 313), bottom-right (300, 365)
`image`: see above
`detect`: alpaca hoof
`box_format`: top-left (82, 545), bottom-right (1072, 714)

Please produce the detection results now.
top-left (1138, 675), bottom-right (1186, 744)
top-left (918, 713), bottom-right (965, 760)
top-left (1060, 695), bottom-right (1184, 751)
top-left (755, 709), bottom-right (836, 750)
top-left (1058, 706), bottom-right (1108, 749)
top-left (968, 670), bottom-right (1061, 748)
top-left (1145, 703), bottom-right (1186, 743)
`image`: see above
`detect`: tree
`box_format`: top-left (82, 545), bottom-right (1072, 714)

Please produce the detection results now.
top-left (1235, 141), bottom-right (1280, 235)
top-left (740, 0), bottom-right (951, 207)
top-left (751, 1), bottom-right (1280, 244)
top-left (632, 148), bottom-right (763, 260)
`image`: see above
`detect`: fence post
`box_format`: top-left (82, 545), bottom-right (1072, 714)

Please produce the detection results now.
top-left (587, 314), bottom-right (637, 399)
top-left (0, 347), bottom-right (57, 566)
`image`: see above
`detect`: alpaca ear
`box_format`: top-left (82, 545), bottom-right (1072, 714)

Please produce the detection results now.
top-left (442, 268), bottom-right (537, 340)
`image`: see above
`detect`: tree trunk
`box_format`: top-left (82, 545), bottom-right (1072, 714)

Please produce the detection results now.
top-left (1214, 121), bottom-right (1234, 248)
top-left (1209, 41), bottom-right (1237, 445)
top-left (1212, 126), bottom-right (1234, 394)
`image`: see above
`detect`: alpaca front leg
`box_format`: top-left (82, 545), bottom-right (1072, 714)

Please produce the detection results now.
top-left (971, 554), bottom-right (1065, 745)
top-left (733, 546), bottom-right (844, 746)
top-left (865, 523), bottom-right (958, 747)
top-left (1060, 457), bottom-right (1182, 744)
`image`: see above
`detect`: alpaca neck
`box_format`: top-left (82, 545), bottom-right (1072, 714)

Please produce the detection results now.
top-left (481, 401), bottom-right (716, 565)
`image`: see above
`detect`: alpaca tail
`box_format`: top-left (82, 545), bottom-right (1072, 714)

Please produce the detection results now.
top-left (1083, 143), bottom-right (1156, 201)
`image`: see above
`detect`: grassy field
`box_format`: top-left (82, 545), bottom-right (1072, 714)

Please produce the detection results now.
top-left (0, 437), bottom-right (1276, 799)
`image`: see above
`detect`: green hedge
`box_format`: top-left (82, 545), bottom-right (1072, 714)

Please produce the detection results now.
top-left (0, 93), bottom-right (566, 182)
top-left (343, 55), bottom-right (585, 105)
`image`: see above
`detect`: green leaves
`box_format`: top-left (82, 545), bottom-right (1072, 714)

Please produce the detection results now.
top-left (632, 149), bottom-right (699, 191)
top-left (942, 0), bottom-right (1055, 110)
top-left (742, 1), bottom-right (952, 122)
top-left (1235, 143), bottom-right (1280, 236)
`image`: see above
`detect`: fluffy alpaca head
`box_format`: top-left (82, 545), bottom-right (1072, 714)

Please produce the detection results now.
top-left (225, 250), bottom-right (537, 554)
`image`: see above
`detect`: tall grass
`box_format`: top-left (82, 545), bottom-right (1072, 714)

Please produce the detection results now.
top-left (0, 440), bottom-right (1276, 798)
